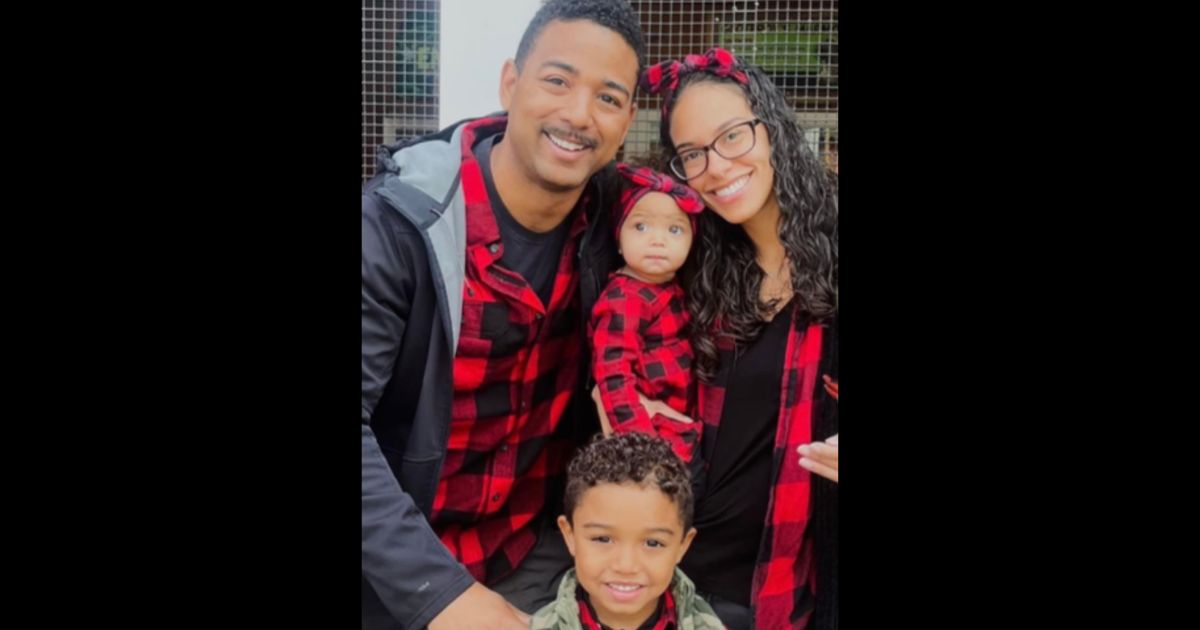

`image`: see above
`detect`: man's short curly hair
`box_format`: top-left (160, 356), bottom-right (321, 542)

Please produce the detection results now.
top-left (563, 432), bottom-right (693, 533)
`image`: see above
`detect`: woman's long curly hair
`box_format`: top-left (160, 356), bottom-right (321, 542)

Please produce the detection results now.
top-left (657, 65), bottom-right (839, 381)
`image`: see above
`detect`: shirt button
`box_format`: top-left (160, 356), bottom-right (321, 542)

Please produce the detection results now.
top-left (492, 493), bottom-right (502, 502)
top-left (499, 444), bottom-right (509, 452)
top-left (488, 243), bottom-right (499, 254)
top-left (535, 313), bottom-right (543, 321)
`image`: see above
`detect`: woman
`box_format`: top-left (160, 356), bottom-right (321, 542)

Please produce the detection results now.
top-left (640, 48), bottom-right (839, 630)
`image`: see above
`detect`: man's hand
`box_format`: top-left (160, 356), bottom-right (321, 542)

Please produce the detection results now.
top-left (428, 582), bottom-right (530, 630)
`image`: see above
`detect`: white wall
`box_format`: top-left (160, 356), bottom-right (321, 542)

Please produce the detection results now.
top-left (438, 0), bottom-right (544, 128)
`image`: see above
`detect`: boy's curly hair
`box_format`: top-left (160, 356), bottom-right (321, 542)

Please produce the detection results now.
top-left (564, 432), bottom-right (693, 532)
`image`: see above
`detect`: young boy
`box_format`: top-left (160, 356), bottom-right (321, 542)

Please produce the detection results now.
top-left (531, 432), bottom-right (725, 630)
top-left (589, 164), bottom-right (705, 464)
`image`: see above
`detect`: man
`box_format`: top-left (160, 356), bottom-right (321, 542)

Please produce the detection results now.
top-left (361, 1), bottom-right (645, 628)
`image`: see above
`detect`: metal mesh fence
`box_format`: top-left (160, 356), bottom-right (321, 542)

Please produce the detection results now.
top-left (627, 1), bottom-right (837, 171)
top-left (362, 0), bottom-right (441, 180)
top-left (361, 1), bottom-right (837, 180)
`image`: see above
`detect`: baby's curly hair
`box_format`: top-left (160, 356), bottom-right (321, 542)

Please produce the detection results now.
top-left (563, 432), bottom-right (693, 533)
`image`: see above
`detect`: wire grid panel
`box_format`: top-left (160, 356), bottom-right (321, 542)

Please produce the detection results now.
top-left (361, 2), bottom-right (838, 180)
top-left (362, 0), bottom-right (441, 181)
top-left (627, 0), bottom-right (837, 172)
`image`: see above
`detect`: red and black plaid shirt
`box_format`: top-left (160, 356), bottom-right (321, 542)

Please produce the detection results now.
top-left (589, 273), bottom-right (698, 463)
top-left (696, 313), bottom-right (826, 629)
top-left (430, 116), bottom-right (588, 583)
top-left (578, 586), bottom-right (677, 630)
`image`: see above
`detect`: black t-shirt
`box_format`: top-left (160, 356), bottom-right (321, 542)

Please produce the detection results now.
top-left (474, 133), bottom-right (571, 309)
top-left (680, 299), bottom-right (794, 606)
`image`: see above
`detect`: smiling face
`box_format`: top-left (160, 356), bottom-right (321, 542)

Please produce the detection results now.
top-left (558, 481), bottom-right (696, 630)
top-left (669, 81), bottom-right (778, 227)
top-left (498, 19), bottom-right (639, 194)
